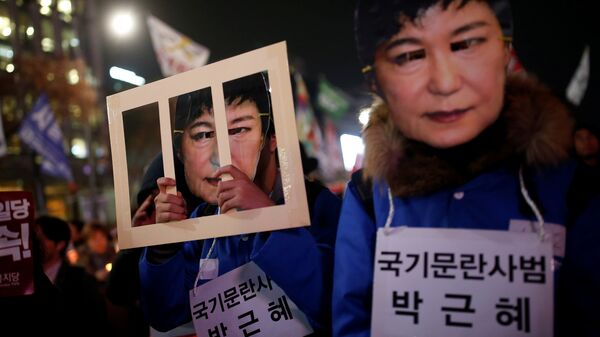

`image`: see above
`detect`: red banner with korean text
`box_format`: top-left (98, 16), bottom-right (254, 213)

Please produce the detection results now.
top-left (0, 191), bottom-right (35, 297)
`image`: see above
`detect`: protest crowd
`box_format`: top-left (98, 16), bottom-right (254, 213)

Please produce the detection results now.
top-left (0, 1), bottom-right (598, 336)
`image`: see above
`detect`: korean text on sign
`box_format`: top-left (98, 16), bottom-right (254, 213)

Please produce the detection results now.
top-left (372, 227), bottom-right (553, 337)
top-left (0, 191), bottom-right (34, 297)
top-left (189, 261), bottom-right (312, 337)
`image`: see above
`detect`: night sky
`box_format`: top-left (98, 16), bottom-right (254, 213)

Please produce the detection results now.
top-left (98, 0), bottom-right (362, 90)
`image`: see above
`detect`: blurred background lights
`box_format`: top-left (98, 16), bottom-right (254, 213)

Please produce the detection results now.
top-left (109, 66), bottom-right (145, 86)
top-left (109, 10), bottom-right (135, 37)
top-left (0, 17), bottom-right (11, 37)
top-left (358, 108), bottom-right (371, 127)
top-left (71, 138), bottom-right (88, 159)
top-left (57, 0), bottom-right (72, 14)
top-left (0, 45), bottom-right (13, 58)
top-left (39, 6), bottom-right (51, 15)
top-left (41, 37), bottom-right (54, 52)
top-left (67, 69), bottom-right (79, 85)
top-left (340, 134), bottom-right (365, 172)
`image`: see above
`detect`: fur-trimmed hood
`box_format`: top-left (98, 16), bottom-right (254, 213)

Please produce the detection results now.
top-left (362, 75), bottom-right (573, 197)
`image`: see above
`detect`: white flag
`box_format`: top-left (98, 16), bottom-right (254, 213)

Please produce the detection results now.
top-left (147, 15), bottom-right (210, 77)
top-left (0, 111), bottom-right (7, 157)
top-left (566, 45), bottom-right (590, 106)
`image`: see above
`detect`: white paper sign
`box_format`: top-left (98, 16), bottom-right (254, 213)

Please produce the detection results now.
top-left (372, 227), bottom-right (553, 337)
top-left (509, 219), bottom-right (566, 258)
top-left (189, 262), bottom-right (313, 337)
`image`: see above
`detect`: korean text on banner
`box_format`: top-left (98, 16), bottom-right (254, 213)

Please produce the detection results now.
top-left (0, 191), bottom-right (35, 297)
top-left (372, 227), bottom-right (553, 337)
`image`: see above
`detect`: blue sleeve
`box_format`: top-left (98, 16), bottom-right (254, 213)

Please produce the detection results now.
top-left (139, 246), bottom-right (194, 332)
top-left (252, 188), bottom-right (341, 334)
top-left (557, 194), bottom-right (600, 336)
top-left (333, 181), bottom-right (377, 337)
top-left (138, 205), bottom-right (206, 332)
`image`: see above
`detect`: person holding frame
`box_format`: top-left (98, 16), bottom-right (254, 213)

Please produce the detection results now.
top-left (138, 72), bottom-right (341, 335)
top-left (332, 0), bottom-right (600, 336)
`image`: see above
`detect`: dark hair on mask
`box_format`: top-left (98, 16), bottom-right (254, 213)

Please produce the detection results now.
top-left (173, 72), bottom-right (274, 152)
top-left (355, 0), bottom-right (513, 71)
top-left (35, 216), bottom-right (71, 257)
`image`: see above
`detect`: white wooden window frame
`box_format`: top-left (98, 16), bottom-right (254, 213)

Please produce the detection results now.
top-left (107, 42), bottom-right (309, 249)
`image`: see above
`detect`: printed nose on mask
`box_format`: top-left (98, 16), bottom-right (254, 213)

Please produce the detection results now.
top-left (210, 149), bottom-right (220, 170)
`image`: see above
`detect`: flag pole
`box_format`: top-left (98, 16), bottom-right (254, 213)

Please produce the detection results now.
top-left (31, 152), bottom-right (47, 215)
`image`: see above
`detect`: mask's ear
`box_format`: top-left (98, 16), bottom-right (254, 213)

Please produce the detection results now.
top-left (501, 37), bottom-right (514, 69)
top-left (363, 63), bottom-right (385, 99)
top-left (368, 75), bottom-right (386, 100)
top-left (505, 45), bottom-right (512, 68)
top-left (363, 68), bottom-right (378, 94)
top-left (369, 78), bottom-right (379, 94)
top-left (268, 133), bottom-right (277, 153)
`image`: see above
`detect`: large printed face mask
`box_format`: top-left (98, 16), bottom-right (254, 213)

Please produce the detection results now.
top-left (372, 1), bottom-right (510, 148)
top-left (179, 100), bottom-right (267, 205)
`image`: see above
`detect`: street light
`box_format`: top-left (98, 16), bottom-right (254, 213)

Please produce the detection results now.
top-left (109, 9), bottom-right (136, 38)
top-left (109, 66), bottom-right (145, 86)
